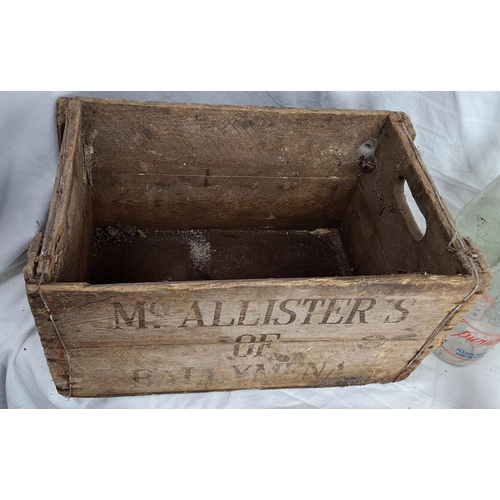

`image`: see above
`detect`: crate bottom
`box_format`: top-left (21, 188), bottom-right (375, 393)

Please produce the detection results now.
top-left (89, 227), bottom-right (353, 284)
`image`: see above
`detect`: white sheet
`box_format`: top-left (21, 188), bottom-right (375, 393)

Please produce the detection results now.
top-left (1, 91), bottom-right (499, 408)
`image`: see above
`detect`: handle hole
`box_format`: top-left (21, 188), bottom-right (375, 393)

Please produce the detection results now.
top-left (396, 178), bottom-right (427, 241)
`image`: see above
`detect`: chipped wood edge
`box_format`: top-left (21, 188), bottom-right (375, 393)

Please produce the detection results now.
top-left (392, 111), bottom-right (416, 141)
top-left (23, 232), bottom-right (43, 283)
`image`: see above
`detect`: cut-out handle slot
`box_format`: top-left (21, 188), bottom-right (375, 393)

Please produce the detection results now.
top-left (395, 176), bottom-right (428, 241)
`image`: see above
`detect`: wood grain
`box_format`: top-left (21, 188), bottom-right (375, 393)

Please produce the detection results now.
top-left (67, 340), bottom-right (420, 397)
top-left (341, 113), bottom-right (475, 276)
top-left (92, 173), bottom-right (357, 230)
top-left (36, 99), bottom-right (94, 283)
top-left (24, 98), bottom-right (492, 397)
top-left (32, 274), bottom-right (478, 397)
top-left (80, 99), bottom-right (389, 229)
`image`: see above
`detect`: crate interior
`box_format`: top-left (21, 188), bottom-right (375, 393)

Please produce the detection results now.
top-left (52, 100), bottom-right (469, 284)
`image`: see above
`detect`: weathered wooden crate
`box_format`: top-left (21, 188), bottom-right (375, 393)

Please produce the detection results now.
top-left (24, 97), bottom-right (490, 398)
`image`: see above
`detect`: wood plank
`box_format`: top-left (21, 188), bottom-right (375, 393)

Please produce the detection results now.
top-left (91, 173), bottom-right (358, 229)
top-left (36, 99), bottom-right (94, 283)
top-left (39, 274), bottom-right (477, 347)
top-left (25, 283), bottom-right (71, 394)
top-left (340, 190), bottom-right (393, 275)
top-left (67, 339), bottom-right (422, 397)
top-left (78, 99), bottom-right (390, 228)
top-left (58, 142), bottom-right (94, 282)
top-left (79, 98), bottom-right (390, 177)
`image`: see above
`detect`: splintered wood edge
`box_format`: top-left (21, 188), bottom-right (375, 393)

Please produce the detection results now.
top-left (23, 232), bottom-right (43, 283)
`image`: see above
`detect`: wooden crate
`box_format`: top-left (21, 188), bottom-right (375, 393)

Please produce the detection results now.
top-left (24, 97), bottom-right (490, 398)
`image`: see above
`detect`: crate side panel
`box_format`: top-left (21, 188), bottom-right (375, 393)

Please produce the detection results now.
top-left (58, 130), bottom-right (94, 282)
top-left (37, 99), bottom-right (94, 283)
top-left (40, 274), bottom-right (476, 396)
top-left (81, 101), bottom-right (388, 229)
top-left (82, 101), bottom-right (389, 177)
top-left (42, 275), bottom-right (475, 347)
top-left (341, 113), bottom-right (477, 276)
top-left (92, 174), bottom-right (356, 230)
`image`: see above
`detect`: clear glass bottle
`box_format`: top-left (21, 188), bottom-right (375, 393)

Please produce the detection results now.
top-left (434, 175), bottom-right (500, 366)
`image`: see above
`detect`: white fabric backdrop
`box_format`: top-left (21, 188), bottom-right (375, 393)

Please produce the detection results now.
top-left (1, 91), bottom-right (499, 409)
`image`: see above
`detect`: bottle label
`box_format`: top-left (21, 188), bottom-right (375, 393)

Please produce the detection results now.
top-left (454, 348), bottom-right (486, 360)
top-left (439, 317), bottom-right (500, 362)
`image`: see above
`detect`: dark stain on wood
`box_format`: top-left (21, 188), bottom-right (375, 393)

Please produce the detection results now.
top-left (89, 227), bottom-right (353, 284)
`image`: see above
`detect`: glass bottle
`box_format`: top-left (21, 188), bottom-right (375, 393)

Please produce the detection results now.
top-left (434, 175), bottom-right (500, 366)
